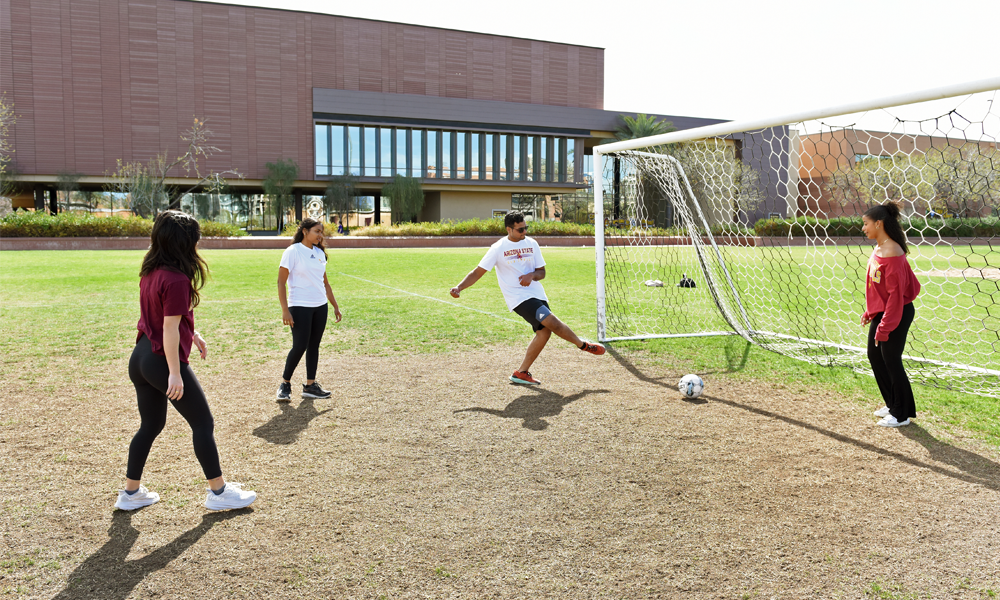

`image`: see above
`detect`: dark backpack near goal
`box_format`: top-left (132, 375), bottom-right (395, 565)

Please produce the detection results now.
top-left (677, 273), bottom-right (696, 288)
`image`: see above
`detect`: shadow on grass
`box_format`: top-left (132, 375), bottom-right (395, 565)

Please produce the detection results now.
top-left (252, 397), bottom-right (332, 445)
top-left (53, 508), bottom-right (250, 600)
top-left (455, 388), bottom-right (610, 430)
top-left (610, 345), bottom-right (1000, 492)
top-left (707, 394), bottom-right (1000, 491)
top-left (900, 424), bottom-right (1000, 485)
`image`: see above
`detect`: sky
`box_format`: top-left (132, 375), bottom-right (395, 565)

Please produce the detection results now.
top-left (199, 0), bottom-right (1000, 125)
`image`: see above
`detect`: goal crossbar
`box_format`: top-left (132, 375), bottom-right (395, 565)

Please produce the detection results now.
top-left (595, 75), bottom-right (1000, 155)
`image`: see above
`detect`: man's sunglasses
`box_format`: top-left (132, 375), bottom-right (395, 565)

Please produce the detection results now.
top-left (513, 226), bottom-right (527, 233)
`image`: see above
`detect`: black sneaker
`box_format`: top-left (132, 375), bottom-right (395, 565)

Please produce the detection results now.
top-left (302, 382), bottom-right (332, 399)
top-left (276, 381), bottom-right (292, 402)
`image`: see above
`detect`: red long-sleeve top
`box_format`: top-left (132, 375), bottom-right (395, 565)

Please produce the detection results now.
top-left (863, 252), bottom-right (921, 342)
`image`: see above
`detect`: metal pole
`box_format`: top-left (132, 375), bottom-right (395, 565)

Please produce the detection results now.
top-left (594, 149), bottom-right (607, 342)
top-left (613, 156), bottom-right (621, 222)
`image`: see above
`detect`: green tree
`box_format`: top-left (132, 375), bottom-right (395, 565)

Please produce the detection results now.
top-left (824, 143), bottom-right (1000, 217)
top-left (262, 158), bottom-right (299, 232)
top-left (612, 113), bottom-right (677, 149)
top-left (382, 174), bottom-right (424, 223)
top-left (56, 171), bottom-right (84, 212)
top-left (107, 117), bottom-right (241, 218)
top-left (609, 114), bottom-right (676, 227)
top-left (611, 114), bottom-right (761, 228)
top-left (323, 174), bottom-right (357, 230)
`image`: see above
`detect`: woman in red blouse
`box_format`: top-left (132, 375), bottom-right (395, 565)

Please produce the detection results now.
top-left (860, 201), bottom-right (921, 427)
top-left (116, 211), bottom-right (257, 511)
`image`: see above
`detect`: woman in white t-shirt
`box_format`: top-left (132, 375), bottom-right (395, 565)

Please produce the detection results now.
top-left (276, 218), bottom-right (342, 401)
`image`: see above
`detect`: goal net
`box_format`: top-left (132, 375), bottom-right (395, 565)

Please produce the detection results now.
top-left (595, 78), bottom-right (1000, 399)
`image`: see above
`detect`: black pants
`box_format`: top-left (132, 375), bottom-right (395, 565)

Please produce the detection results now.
top-left (867, 303), bottom-right (916, 421)
top-left (283, 304), bottom-right (328, 381)
top-left (126, 335), bottom-right (222, 480)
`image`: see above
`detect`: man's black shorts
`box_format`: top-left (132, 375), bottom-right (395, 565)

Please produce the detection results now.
top-left (513, 298), bottom-right (552, 332)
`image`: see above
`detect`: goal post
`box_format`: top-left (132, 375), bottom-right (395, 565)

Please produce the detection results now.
top-left (594, 76), bottom-right (1000, 398)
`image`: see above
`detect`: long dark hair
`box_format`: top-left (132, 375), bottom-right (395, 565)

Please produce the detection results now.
top-left (864, 200), bottom-right (909, 255)
top-left (140, 210), bottom-right (209, 308)
top-left (292, 218), bottom-right (328, 259)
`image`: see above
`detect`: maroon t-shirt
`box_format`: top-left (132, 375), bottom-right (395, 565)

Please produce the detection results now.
top-left (136, 268), bottom-right (195, 363)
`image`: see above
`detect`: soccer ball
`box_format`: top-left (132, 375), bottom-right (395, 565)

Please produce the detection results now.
top-left (678, 374), bottom-right (704, 398)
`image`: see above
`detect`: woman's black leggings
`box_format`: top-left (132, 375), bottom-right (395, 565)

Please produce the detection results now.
top-left (283, 304), bottom-right (328, 381)
top-left (867, 303), bottom-right (916, 421)
top-left (126, 335), bottom-right (222, 480)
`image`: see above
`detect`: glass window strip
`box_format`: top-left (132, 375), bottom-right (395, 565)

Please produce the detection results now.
top-left (470, 133), bottom-right (480, 180)
top-left (413, 130), bottom-right (424, 178)
top-left (427, 130), bottom-right (437, 179)
top-left (381, 128), bottom-right (392, 177)
top-left (397, 128), bottom-right (407, 176)
top-left (365, 127), bottom-right (376, 177)
top-left (317, 123), bottom-right (579, 184)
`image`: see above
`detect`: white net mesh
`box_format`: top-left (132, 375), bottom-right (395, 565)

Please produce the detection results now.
top-left (597, 88), bottom-right (1000, 398)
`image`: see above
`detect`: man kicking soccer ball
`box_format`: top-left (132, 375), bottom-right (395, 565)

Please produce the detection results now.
top-left (449, 212), bottom-right (605, 385)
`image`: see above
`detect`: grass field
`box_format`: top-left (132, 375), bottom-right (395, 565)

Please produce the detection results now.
top-left (604, 242), bottom-right (1000, 402)
top-left (2, 247), bottom-right (999, 598)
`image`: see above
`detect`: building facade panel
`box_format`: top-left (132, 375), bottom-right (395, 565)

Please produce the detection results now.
top-left (0, 0), bottom-right (12, 100)
top-left (71, 0), bottom-right (106, 175)
top-left (3, 0), bottom-right (606, 181)
top-left (227, 6), bottom-right (250, 175)
top-left (30, 0), bottom-right (69, 174)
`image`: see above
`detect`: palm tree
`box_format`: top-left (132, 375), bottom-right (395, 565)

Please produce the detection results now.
top-left (613, 113), bottom-right (677, 148)
top-left (609, 114), bottom-right (678, 227)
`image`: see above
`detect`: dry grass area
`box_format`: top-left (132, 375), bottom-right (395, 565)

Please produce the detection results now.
top-left (2, 344), bottom-right (1000, 599)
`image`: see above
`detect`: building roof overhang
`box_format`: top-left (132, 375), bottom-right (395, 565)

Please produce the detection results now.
top-left (314, 88), bottom-right (727, 138)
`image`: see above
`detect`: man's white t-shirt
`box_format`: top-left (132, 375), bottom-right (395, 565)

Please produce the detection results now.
top-left (478, 236), bottom-right (547, 311)
top-left (279, 242), bottom-right (328, 307)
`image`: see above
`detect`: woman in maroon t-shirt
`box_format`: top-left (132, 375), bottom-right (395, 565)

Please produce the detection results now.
top-left (115, 211), bottom-right (256, 512)
top-left (860, 201), bottom-right (921, 428)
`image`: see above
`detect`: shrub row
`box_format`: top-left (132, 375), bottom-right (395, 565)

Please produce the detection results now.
top-left (355, 219), bottom-right (599, 237)
top-left (282, 219), bottom-right (601, 237)
top-left (290, 219), bottom-right (755, 238)
top-left (753, 216), bottom-right (1000, 238)
top-left (0, 212), bottom-right (247, 237)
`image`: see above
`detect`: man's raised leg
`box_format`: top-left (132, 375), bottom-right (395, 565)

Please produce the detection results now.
top-left (540, 314), bottom-right (605, 355)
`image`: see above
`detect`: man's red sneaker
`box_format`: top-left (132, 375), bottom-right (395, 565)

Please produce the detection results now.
top-left (509, 371), bottom-right (541, 385)
top-left (580, 342), bottom-right (606, 355)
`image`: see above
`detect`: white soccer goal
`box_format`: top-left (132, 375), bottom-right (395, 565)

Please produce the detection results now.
top-left (594, 77), bottom-right (1000, 398)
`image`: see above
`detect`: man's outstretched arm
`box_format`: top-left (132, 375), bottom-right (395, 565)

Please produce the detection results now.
top-left (451, 267), bottom-right (488, 298)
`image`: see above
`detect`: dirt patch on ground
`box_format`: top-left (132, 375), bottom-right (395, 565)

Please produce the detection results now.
top-left (2, 345), bottom-right (999, 599)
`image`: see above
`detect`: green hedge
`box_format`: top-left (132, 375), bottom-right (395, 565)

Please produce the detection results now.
top-left (353, 219), bottom-right (597, 237)
top-left (279, 219), bottom-right (598, 237)
top-left (0, 212), bottom-right (247, 238)
top-left (280, 219), bottom-right (756, 238)
top-left (753, 216), bottom-right (1000, 238)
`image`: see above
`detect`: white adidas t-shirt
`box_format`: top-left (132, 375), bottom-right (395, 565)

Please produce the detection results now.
top-left (478, 236), bottom-right (548, 311)
top-left (279, 242), bottom-right (328, 307)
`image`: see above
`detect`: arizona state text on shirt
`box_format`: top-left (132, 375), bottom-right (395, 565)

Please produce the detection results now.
top-left (503, 248), bottom-right (534, 259)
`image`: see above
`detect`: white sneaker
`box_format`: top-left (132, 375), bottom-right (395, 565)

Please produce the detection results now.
top-left (877, 415), bottom-right (911, 428)
top-left (114, 485), bottom-right (160, 510)
top-left (873, 406), bottom-right (891, 418)
top-left (204, 482), bottom-right (257, 511)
